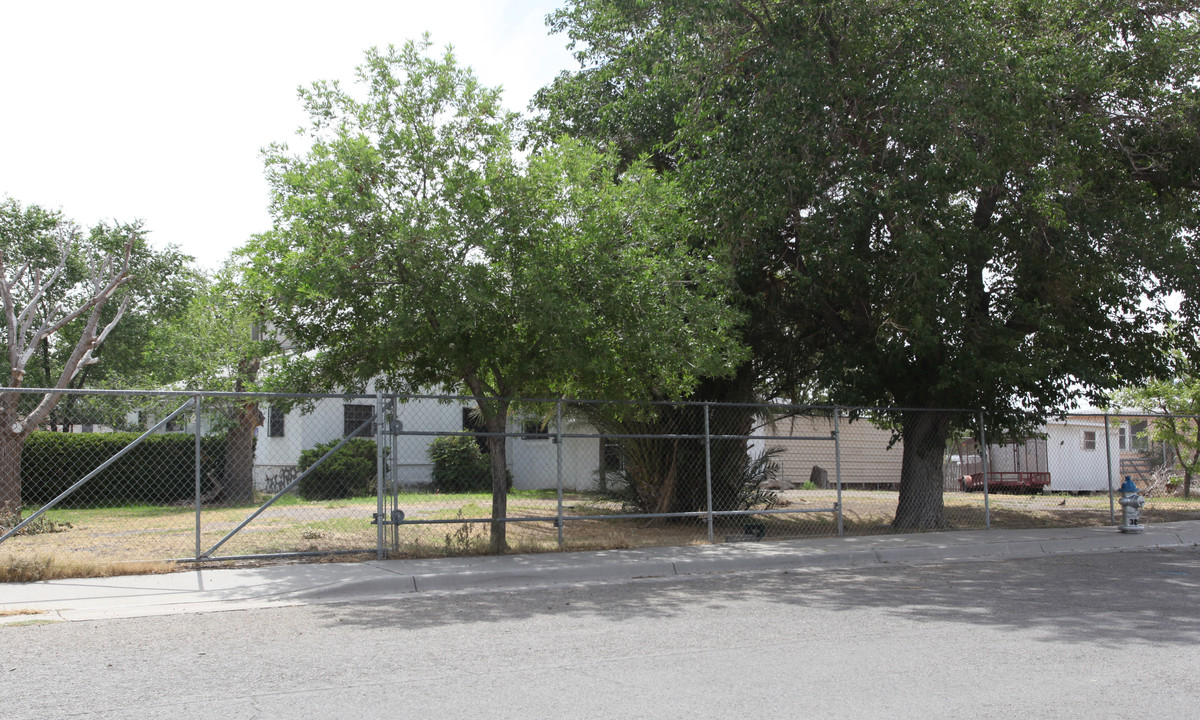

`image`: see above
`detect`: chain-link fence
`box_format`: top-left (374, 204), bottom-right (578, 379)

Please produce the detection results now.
top-left (2, 389), bottom-right (1199, 570)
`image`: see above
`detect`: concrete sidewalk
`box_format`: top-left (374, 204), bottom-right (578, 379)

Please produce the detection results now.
top-left (3, 520), bottom-right (1199, 623)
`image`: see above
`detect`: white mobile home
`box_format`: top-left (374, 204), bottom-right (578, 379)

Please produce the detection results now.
top-left (1040, 418), bottom-right (1120, 492)
top-left (253, 391), bottom-right (609, 493)
top-left (765, 412), bottom-right (1120, 493)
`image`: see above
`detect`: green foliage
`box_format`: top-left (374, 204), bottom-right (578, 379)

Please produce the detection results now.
top-left (20, 431), bottom-right (226, 508)
top-left (296, 438), bottom-right (377, 501)
top-left (245, 36), bottom-right (744, 548)
top-left (1113, 330), bottom-right (1200, 496)
top-left (545, 0), bottom-right (1200, 415)
top-left (540, 0), bottom-right (1200, 528)
top-left (734, 446), bottom-right (783, 512)
top-left (602, 441), bottom-right (780, 515)
top-left (244, 38), bottom-right (741, 402)
top-left (141, 259), bottom-right (276, 392)
top-left (1, 198), bottom-right (209, 514)
top-left (427, 435), bottom-right (511, 493)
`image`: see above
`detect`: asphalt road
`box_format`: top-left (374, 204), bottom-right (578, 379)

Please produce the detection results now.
top-left (4, 548), bottom-right (1198, 719)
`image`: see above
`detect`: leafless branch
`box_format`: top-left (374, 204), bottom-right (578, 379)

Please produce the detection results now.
top-left (2, 233), bottom-right (137, 435)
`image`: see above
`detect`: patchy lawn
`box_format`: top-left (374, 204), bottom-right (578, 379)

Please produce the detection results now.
top-left (3, 488), bottom-right (1198, 580)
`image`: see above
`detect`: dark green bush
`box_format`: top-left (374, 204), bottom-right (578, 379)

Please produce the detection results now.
top-left (427, 435), bottom-right (511, 493)
top-left (297, 438), bottom-right (377, 500)
top-left (21, 431), bottom-right (227, 508)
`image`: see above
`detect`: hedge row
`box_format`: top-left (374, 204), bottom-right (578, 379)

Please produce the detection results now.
top-left (20, 431), bottom-right (227, 508)
top-left (20, 430), bottom-right (517, 508)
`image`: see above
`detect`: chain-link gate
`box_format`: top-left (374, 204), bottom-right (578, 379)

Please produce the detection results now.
top-left (200, 407), bottom-right (379, 561)
top-left (0, 396), bottom-right (198, 547)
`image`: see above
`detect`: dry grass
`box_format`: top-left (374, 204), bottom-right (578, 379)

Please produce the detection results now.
top-left (0, 608), bottom-right (47, 617)
top-left (2, 488), bottom-right (1199, 580)
top-left (0, 555), bottom-right (176, 583)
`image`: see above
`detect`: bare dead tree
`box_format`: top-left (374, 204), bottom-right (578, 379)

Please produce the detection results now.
top-left (0, 223), bottom-right (135, 519)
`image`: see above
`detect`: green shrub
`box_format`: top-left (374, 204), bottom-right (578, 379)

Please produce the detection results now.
top-left (21, 431), bottom-right (227, 508)
top-left (427, 435), bottom-right (511, 493)
top-left (297, 438), bottom-right (377, 500)
top-left (602, 443), bottom-right (781, 513)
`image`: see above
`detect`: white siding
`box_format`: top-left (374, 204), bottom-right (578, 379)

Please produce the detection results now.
top-left (1042, 420), bottom-right (1119, 492)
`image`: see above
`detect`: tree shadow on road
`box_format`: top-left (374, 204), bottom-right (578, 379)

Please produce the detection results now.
top-left (307, 547), bottom-right (1200, 649)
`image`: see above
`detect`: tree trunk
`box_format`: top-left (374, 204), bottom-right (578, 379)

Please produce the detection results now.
top-left (0, 430), bottom-right (25, 522)
top-left (663, 404), bottom-right (704, 516)
top-left (893, 409), bottom-right (953, 530)
top-left (484, 406), bottom-right (509, 553)
top-left (221, 356), bottom-right (262, 504)
top-left (709, 403), bottom-right (754, 511)
top-left (665, 403), bottom-right (755, 515)
top-left (668, 366), bottom-right (757, 516)
top-left (222, 401), bottom-right (261, 504)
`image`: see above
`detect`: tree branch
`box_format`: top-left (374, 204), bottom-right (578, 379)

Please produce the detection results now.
top-left (5, 235), bottom-right (136, 435)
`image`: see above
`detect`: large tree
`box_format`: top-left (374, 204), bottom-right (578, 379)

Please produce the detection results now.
top-left (141, 260), bottom-right (277, 503)
top-left (538, 0), bottom-right (1200, 528)
top-left (24, 223), bottom-right (201, 440)
top-left (243, 39), bottom-right (743, 550)
top-left (0, 199), bottom-right (136, 519)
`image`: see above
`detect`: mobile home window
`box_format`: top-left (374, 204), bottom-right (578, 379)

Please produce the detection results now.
top-left (602, 438), bottom-right (623, 472)
top-left (523, 420), bottom-right (549, 440)
top-left (268, 406), bottom-right (285, 437)
top-left (1130, 421), bottom-right (1150, 451)
top-left (343, 404), bottom-right (374, 437)
top-left (1082, 431), bottom-right (1097, 451)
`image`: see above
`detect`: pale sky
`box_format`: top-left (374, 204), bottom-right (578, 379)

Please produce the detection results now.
top-left (0, 0), bottom-right (578, 270)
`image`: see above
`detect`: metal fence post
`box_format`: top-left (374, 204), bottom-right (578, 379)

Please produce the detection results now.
top-left (834, 407), bottom-right (844, 538)
top-left (556, 399), bottom-right (564, 549)
top-left (194, 395), bottom-right (202, 561)
top-left (375, 391), bottom-right (385, 560)
top-left (705, 402), bottom-right (714, 543)
top-left (1105, 413), bottom-right (1115, 524)
top-left (980, 411), bottom-right (991, 530)
top-left (390, 395), bottom-right (400, 553)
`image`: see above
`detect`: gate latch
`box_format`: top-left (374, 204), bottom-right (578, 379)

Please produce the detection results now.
top-left (371, 509), bottom-right (406, 525)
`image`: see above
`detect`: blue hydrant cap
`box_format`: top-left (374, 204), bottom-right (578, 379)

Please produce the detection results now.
top-left (1120, 478), bottom-right (1139, 493)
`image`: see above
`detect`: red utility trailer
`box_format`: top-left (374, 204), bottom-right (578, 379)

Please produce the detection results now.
top-left (957, 436), bottom-right (1051, 493)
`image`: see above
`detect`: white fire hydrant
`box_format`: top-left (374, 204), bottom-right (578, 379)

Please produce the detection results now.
top-left (1118, 476), bottom-right (1146, 534)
